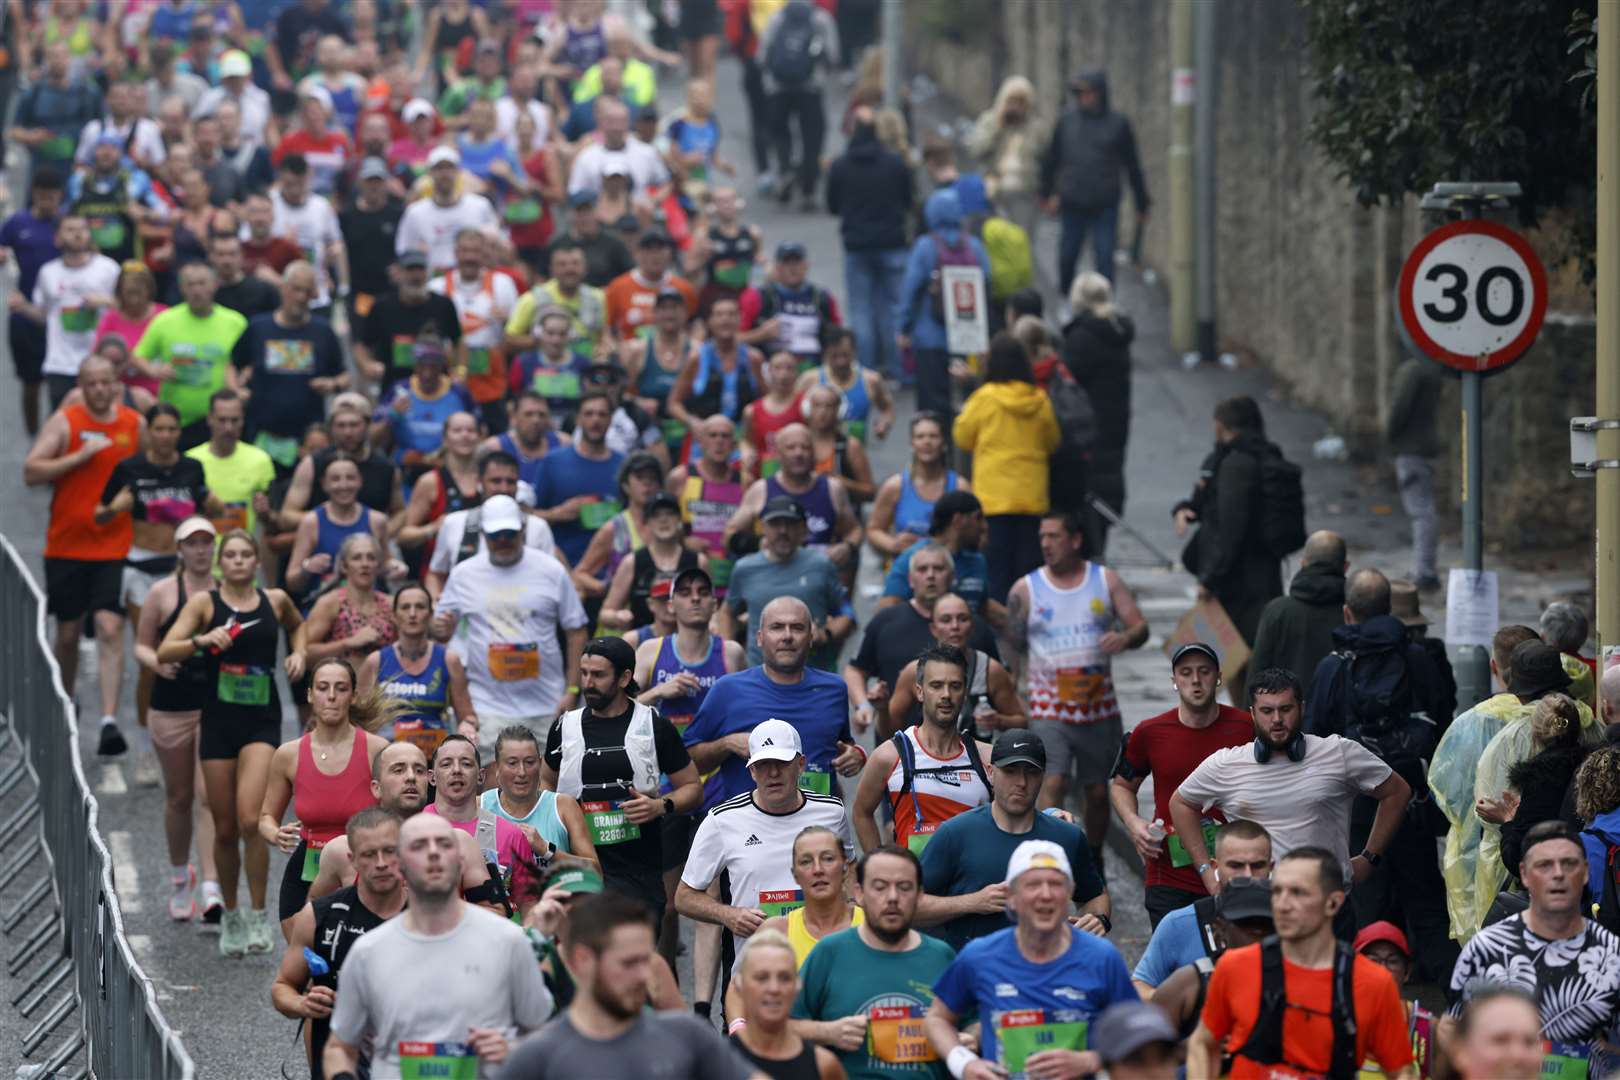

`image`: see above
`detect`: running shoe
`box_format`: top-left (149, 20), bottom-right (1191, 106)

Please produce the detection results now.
top-left (132, 752), bottom-right (162, 788)
top-left (168, 866), bottom-right (196, 922)
top-left (244, 908), bottom-right (275, 954)
top-left (96, 722), bottom-right (127, 757)
top-left (219, 909), bottom-right (247, 957)
top-left (199, 881), bottom-right (225, 929)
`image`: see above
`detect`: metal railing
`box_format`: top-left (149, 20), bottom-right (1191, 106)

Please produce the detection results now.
top-left (0, 536), bottom-right (194, 1079)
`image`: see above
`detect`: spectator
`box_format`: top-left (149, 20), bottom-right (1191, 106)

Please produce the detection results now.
top-left (1390, 579), bottom-right (1458, 724)
top-left (1249, 530), bottom-right (1348, 698)
top-left (1493, 693), bottom-right (1586, 875)
top-left (896, 188), bottom-right (990, 420)
top-left (1039, 67), bottom-right (1149, 295)
top-left (758, 0), bottom-right (839, 210)
top-left (1386, 352), bottom-right (1443, 591)
top-left (1062, 270), bottom-right (1134, 555)
top-left (952, 333), bottom-right (1059, 604)
top-left (968, 75), bottom-right (1048, 240)
top-left (1543, 600), bottom-right (1597, 707)
top-left (827, 106), bottom-right (912, 383)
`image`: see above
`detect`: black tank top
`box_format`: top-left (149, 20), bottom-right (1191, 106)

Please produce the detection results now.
top-left (433, 8), bottom-right (478, 58)
top-left (151, 576), bottom-right (209, 712)
top-left (628, 545), bottom-right (699, 629)
top-left (308, 885), bottom-right (391, 1080)
top-left (730, 1036), bottom-right (821, 1080)
top-left (202, 588), bottom-right (281, 727)
top-left (706, 224), bottom-right (758, 291)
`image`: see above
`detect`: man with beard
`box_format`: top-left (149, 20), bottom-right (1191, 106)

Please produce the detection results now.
top-left (273, 808), bottom-right (408, 1080)
top-left (883, 594), bottom-right (1026, 740)
top-left (210, 232), bottom-right (281, 321)
top-left (495, 893), bottom-right (761, 1079)
top-left (844, 545), bottom-right (958, 737)
top-left (541, 637), bottom-right (703, 922)
top-left (791, 844), bottom-right (960, 1080)
top-left (323, 814), bottom-right (552, 1080)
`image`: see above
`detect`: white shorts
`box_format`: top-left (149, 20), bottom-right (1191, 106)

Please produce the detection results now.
top-left (122, 562), bottom-right (173, 608)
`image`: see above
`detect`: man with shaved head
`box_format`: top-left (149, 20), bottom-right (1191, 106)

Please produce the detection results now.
top-left (1249, 530), bottom-right (1348, 697)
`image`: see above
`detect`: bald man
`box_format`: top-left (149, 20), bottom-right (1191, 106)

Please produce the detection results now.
top-left (1248, 530), bottom-right (1347, 696)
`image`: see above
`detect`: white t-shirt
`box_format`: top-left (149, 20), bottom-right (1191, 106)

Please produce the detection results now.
top-left (267, 190), bottom-right (342, 308)
top-left (429, 508), bottom-right (556, 574)
top-left (327, 904), bottom-right (553, 1080)
top-left (430, 269), bottom-right (519, 352)
top-left (34, 255), bottom-right (121, 377)
top-left (1175, 733), bottom-right (1394, 880)
top-left (396, 194), bottom-right (499, 272)
top-left (681, 789), bottom-right (854, 950)
top-left (496, 97), bottom-right (551, 143)
top-left (192, 84), bottom-right (273, 143)
top-left (75, 116), bottom-right (166, 167)
top-left (436, 547), bottom-right (588, 721)
top-left (607, 406), bottom-right (662, 457)
top-left (567, 138), bottom-right (670, 196)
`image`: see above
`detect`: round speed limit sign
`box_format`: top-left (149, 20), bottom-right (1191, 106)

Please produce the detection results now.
top-left (1397, 219), bottom-right (1547, 373)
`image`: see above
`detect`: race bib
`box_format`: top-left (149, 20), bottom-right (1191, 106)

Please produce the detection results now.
top-left (906, 823), bottom-right (936, 855)
top-left (1542, 1041), bottom-right (1591, 1080)
top-left (660, 417), bottom-right (688, 446)
top-left (869, 1004), bottom-right (937, 1065)
top-left (578, 498), bottom-right (621, 530)
top-left (712, 259), bottom-right (749, 289)
top-left (391, 336), bottom-right (415, 370)
top-left (798, 765), bottom-right (831, 796)
top-left (582, 800), bottom-right (640, 846)
top-left (706, 557), bottom-right (733, 590)
top-left (172, 351), bottom-right (215, 387)
top-left (465, 346), bottom-right (491, 375)
top-left (487, 642), bottom-right (539, 682)
top-left (392, 717), bottom-right (450, 759)
top-left (846, 418), bottom-right (867, 442)
top-left (300, 840), bottom-right (324, 883)
top-left (398, 1040), bottom-right (478, 1080)
top-left (254, 430), bottom-right (300, 468)
top-left (60, 305), bottom-right (98, 333)
top-left (212, 501), bottom-right (249, 535)
top-left (760, 458), bottom-right (781, 479)
top-left (42, 134), bottom-right (75, 159)
top-left (91, 219), bottom-right (127, 251)
top-left (1055, 667), bottom-right (1108, 709)
top-left (758, 888), bottom-right (804, 917)
top-left (1167, 821), bottom-right (1221, 869)
top-left (217, 663), bottom-right (271, 706)
top-left (531, 370), bottom-right (581, 400)
top-left (998, 1010), bottom-right (1087, 1077)
top-left (504, 197), bottom-right (543, 224)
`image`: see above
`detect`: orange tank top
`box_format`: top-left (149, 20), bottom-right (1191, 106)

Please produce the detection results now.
top-left (45, 403), bottom-right (141, 561)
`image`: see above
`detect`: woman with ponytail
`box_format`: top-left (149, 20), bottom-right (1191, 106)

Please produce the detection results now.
top-left (1476, 692), bottom-right (1590, 875)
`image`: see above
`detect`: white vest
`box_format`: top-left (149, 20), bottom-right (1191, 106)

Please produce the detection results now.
top-left (555, 701), bottom-right (661, 798)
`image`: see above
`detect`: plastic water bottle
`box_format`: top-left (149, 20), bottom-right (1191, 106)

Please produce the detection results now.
top-left (1145, 818), bottom-right (1168, 844)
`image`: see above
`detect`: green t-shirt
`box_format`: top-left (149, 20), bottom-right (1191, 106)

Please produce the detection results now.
top-left (136, 305), bottom-right (248, 425)
top-left (187, 442), bottom-right (275, 535)
top-left (792, 927), bottom-right (957, 1080)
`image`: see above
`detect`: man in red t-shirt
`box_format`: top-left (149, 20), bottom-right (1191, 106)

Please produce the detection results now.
top-left (1111, 641), bottom-right (1253, 926)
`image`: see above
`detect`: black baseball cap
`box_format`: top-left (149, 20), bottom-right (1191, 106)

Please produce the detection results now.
top-left (672, 565), bottom-right (712, 592)
top-left (638, 229), bottom-right (674, 249)
top-left (760, 495), bottom-right (807, 524)
top-left (991, 731), bottom-right (1046, 770)
top-left (1215, 877), bottom-right (1274, 922)
top-left (644, 492), bottom-right (682, 518)
top-left (1171, 642), bottom-right (1220, 668)
top-left (397, 249), bottom-right (429, 269)
top-left (654, 286), bottom-right (687, 306)
top-left (776, 240), bottom-right (808, 260)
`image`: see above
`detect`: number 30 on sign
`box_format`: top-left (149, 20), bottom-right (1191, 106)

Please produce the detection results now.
top-left (1398, 219), bottom-right (1547, 374)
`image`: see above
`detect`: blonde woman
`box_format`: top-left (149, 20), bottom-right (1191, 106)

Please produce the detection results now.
top-left (729, 930), bottom-right (846, 1080)
top-left (1478, 692), bottom-right (1587, 873)
top-left (969, 75), bottom-right (1047, 238)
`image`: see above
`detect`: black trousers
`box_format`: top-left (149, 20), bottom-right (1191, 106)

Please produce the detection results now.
top-left (1144, 884), bottom-right (1205, 931)
top-left (741, 57), bottom-right (773, 173)
top-left (1348, 795), bottom-right (1460, 982)
top-left (770, 87), bottom-right (826, 195)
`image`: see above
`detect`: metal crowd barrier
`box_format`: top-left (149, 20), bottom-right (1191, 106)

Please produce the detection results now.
top-left (0, 536), bottom-right (194, 1079)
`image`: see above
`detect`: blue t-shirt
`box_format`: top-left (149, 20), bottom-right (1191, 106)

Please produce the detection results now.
top-left (665, 114), bottom-right (721, 173)
top-left (457, 135), bottom-right (523, 186)
top-left (883, 541), bottom-right (990, 613)
top-left (726, 547), bottom-right (851, 669)
top-left (931, 926), bottom-right (1137, 1072)
top-left (0, 210), bottom-right (61, 297)
top-left (681, 665), bottom-right (853, 812)
top-left (918, 805), bottom-right (1106, 952)
top-left (533, 445), bottom-right (625, 562)
top-left (386, 381), bottom-right (475, 465)
top-left (1130, 902), bottom-right (1205, 989)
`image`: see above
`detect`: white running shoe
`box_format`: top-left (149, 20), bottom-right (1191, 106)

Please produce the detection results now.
top-left (244, 908), bottom-right (275, 954)
top-left (167, 866), bottom-right (196, 922)
top-left (199, 881), bottom-right (225, 931)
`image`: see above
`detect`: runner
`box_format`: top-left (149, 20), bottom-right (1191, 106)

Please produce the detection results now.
top-left (504, 239), bottom-right (610, 365)
top-left (1448, 988), bottom-right (1546, 1080)
top-left (883, 594), bottom-right (1026, 740)
top-left (257, 656), bottom-right (391, 936)
top-left (604, 229), bottom-right (697, 341)
top-left (727, 424), bottom-right (863, 570)
top-left (794, 327), bottom-right (892, 444)
top-left (131, 516), bottom-right (221, 922)
top-left (741, 350), bottom-right (805, 466)
top-left (270, 154), bottom-right (351, 318)
top-left (843, 545), bottom-right (959, 736)
top-left (790, 844), bottom-right (958, 1080)
top-left (433, 494), bottom-right (589, 755)
top-left (495, 892), bottom-right (759, 1080)
top-left (914, 731), bottom-right (1111, 949)
top-left (395, 410), bottom-right (483, 562)
top-left (322, 814), bottom-right (552, 1080)
top-left (23, 351), bottom-right (142, 755)
top-left (744, 242), bottom-right (840, 370)
top-left (138, 261), bottom-right (249, 449)
top-left (23, 214), bottom-right (120, 412)
top-left (1188, 848), bottom-right (1417, 1079)
top-left (533, 392), bottom-right (626, 565)
top-left (569, 450), bottom-right (666, 609)
top-left (667, 296), bottom-right (761, 441)
top-left (690, 185), bottom-right (762, 312)
top-left (279, 392), bottom-right (405, 522)
top-left (877, 492), bottom-right (996, 622)
top-left (621, 286), bottom-right (697, 455)
top-left (284, 454), bottom-right (390, 598)
top-left (301, 533), bottom-right (399, 664)
top-left (923, 840), bottom-right (1137, 1079)
top-left (272, 808), bottom-right (407, 1080)
top-left (356, 248), bottom-right (463, 401)
top-left (0, 167), bottom-right (65, 436)
top-left (381, 342), bottom-right (476, 482)
top-left (852, 644), bottom-right (994, 855)
top-left (1006, 509), bottom-right (1148, 857)
top-left (480, 725), bottom-right (598, 870)
top-left (185, 388), bottom-right (276, 537)
top-left (1111, 642), bottom-right (1254, 927)
top-left (431, 228), bottom-right (519, 432)
top-left (669, 412), bottom-right (750, 589)
top-left (394, 145), bottom-right (500, 271)
top-left (1145, 878), bottom-right (1275, 1038)
top-left (425, 734), bottom-right (543, 919)
top-left (804, 384), bottom-right (875, 504)
top-left (597, 491), bottom-right (701, 631)
top-left (359, 583), bottom-right (478, 758)
top-left (156, 529), bottom-right (307, 957)
top-left (728, 930), bottom-right (846, 1080)
top-left (484, 391), bottom-right (567, 496)
top-left (426, 450), bottom-right (562, 600)
top-left (865, 414), bottom-right (964, 564)
top-left (720, 502), bottom-right (853, 669)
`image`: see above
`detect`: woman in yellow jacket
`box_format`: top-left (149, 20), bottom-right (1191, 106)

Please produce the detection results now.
top-left (953, 332), bottom-right (1061, 602)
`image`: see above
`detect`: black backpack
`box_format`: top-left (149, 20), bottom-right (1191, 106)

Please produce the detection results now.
top-left (1255, 445), bottom-right (1307, 557)
top-left (891, 730), bottom-right (992, 836)
top-left (765, 2), bottom-right (820, 87)
top-left (1047, 363), bottom-right (1098, 458)
top-left (1234, 936), bottom-right (1360, 1079)
top-left (1333, 644), bottom-right (1436, 771)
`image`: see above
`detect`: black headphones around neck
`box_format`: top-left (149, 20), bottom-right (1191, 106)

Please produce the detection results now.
top-left (1253, 731), bottom-right (1306, 764)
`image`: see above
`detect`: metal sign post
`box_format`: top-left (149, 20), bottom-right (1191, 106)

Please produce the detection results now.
top-left (1400, 183), bottom-right (1547, 710)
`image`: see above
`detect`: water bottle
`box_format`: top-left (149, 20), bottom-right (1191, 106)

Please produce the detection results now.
top-left (303, 947), bottom-right (330, 978)
top-left (1145, 817), bottom-right (1168, 844)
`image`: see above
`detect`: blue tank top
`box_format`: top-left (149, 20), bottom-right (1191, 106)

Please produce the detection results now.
top-left (394, 386), bottom-right (466, 463)
top-left (497, 430), bottom-right (563, 493)
top-left (313, 505), bottom-right (372, 585)
top-left (819, 367), bottom-right (871, 434)
top-left (638, 335), bottom-right (684, 403)
top-left (375, 642), bottom-right (451, 734)
top-left (650, 634), bottom-right (729, 730)
top-left (561, 20), bottom-right (607, 72)
top-left (691, 341), bottom-right (753, 421)
top-left (765, 473), bottom-right (838, 547)
top-left (894, 469), bottom-right (959, 539)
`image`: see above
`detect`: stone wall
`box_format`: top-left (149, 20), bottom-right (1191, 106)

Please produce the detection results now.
top-left (905, 0), bottom-right (1596, 547)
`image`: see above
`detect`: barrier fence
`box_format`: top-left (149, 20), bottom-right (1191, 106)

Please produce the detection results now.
top-left (0, 536), bottom-right (194, 1079)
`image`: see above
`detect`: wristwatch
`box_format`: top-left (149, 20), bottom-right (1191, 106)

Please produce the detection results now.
top-left (662, 796), bottom-right (675, 817)
top-left (1360, 849), bottom-right (1384, 867)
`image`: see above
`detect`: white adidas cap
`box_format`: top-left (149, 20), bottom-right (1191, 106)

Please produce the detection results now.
top-left (746, 718), bottom-right (802, 767)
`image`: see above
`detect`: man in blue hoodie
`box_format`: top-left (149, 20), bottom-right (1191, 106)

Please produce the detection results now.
top-left (1039, 68), bottom-right (1150, 295)
top-left (895, 188), bottom-right (991, 421)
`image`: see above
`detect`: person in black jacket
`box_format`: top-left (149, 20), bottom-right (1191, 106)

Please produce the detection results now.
top-left (1497, 693), bottom-right (1586, 877)
top-left (827, 108), bottom-right (913, 383)
top-left (1173, 396), bottom-right (1282, 693)
top-left (1248, 530), bottom-right (1347, 698)
top-left (1038, 68), bottom-right (1149, 296)
top-left (1061, 270), bottom-right (1134, 558)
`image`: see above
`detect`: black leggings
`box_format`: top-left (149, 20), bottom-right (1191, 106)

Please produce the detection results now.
top-left (278, 838), bottom-right (314, 922)
top-left (771, 87), bottom-right (827, 195)
top-left (741, 57), bottom-right (772, 173)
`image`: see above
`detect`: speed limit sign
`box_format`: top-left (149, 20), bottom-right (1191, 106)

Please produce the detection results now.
top-left (1397, 219), bottom-right (1547, 373)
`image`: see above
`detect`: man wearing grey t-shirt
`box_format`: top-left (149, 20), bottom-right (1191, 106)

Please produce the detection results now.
top-left (497, 892), bottom-right (763, 1080)
top-left (325, 814), bottom-right (552, 1080)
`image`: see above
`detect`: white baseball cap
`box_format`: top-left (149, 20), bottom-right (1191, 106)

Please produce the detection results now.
top-left (403, 98), bottom-right (435, 124)
top-left (1005, 839), bottom-right (1074, 886)
top-left (746, 718), bottom-right (803, 767)
top-left (426, 145), bottom-right (461, 169)
top-left (481, 494), bottom-right (524, 534)
top-left (174, 516), bottom-right (217, 543)
top-left (300, 83), bottom-right (334, 115)
top-left (219, 50), bottom-right (251, 79)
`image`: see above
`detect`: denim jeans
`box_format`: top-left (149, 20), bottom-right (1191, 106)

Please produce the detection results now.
top-left (1395, 454), bottom-right (1438, 581)
top-left (1058, 202), bottom-right (1120, 296)
top-left (843, 247), bottom-right (909, 379)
